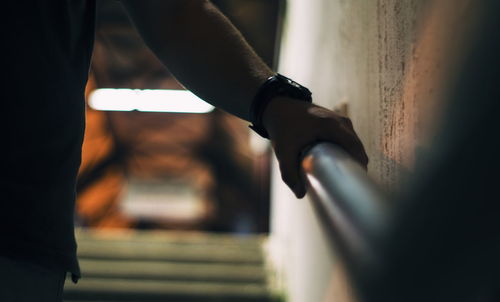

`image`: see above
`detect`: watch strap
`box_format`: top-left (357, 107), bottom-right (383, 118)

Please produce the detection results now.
top-left (249, 73), bottom-right (312, 138)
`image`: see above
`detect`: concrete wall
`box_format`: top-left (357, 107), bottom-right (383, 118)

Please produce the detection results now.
top-left (267, 1), bottom-right (475, 301)
top-left (277, 0), bottom-right (431, 187)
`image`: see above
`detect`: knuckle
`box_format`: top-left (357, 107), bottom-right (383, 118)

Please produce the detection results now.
top-left (341, 116), bottom-right (352, 124)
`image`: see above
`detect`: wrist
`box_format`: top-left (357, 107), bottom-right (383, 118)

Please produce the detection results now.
top-left (261, 96), bottom-right (302, 136)
top-left (248, 74), bottom-right (312, 138)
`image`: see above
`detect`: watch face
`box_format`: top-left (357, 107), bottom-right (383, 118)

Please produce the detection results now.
top-left (277, 74), bottom-right (311, 96)
top-left (289, 81), bottom-right (301, 89)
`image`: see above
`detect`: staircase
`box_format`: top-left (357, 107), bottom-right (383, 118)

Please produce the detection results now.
top-left (64, 229), bottom-right (276, 302)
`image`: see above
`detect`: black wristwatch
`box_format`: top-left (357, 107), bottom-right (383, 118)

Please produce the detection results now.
top-left (249, 73), bottom-right (312, 138)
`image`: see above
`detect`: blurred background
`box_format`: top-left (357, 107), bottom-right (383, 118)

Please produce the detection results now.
top-left (69, 2), bottom-right (284, 301)
top-left (66, 1), bottom-right (489, 302)
top-left (76, 0), bottom-right (284, 234)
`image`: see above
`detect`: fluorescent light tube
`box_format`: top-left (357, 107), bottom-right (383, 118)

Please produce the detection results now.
top-left (88, 88), bottom-right (214, 113)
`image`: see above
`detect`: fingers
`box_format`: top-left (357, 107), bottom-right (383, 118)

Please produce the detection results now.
top-left (268, 103), bottom-right (370, 199)
top-left (321, 116), bottom-right (369, 169)
top-left (342, 134), bottom-right (369, 168)
top-left (273, 143), bottom-right (306, 198)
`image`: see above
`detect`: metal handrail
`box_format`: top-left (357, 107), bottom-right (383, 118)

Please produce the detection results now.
top-left (301, 142), bottom-right (390, 270)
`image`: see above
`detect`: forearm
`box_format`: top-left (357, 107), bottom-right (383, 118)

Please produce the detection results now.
top-left (121, 1), bottom-right (369, 200)
top-left (121, 0), bottom-right (274, 120)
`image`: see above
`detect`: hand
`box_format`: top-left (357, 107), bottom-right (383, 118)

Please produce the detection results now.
top-left (262, 97), bottom-right (369, 198)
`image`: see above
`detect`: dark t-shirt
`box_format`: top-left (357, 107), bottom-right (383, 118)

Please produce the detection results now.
top-left (1, 1), bottom-right (96, 280)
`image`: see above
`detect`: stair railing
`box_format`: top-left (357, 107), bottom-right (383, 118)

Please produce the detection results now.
top-left (301, 143), bottom-right (390, 282)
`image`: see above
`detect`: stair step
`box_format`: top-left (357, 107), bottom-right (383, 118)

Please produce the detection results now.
top-left (79, 259), bottom-right (266, 283)
top-left (64, 278), bottom-right (273, 302)
top-left (76, 230), bottom-right (264, 264)
top-left (76, 229), bottom-right (263, 250)
top-left (77, 241), bottom-right (262, 264)
top-left (69, 230), bottom-right (274, 301)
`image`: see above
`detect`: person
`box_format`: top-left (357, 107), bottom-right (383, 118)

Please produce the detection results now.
top-left (0, 1), bottom-right (368, 301)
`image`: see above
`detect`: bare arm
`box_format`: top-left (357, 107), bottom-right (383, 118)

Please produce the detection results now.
top-left (120, 0), bottom-right (368, 198)
top-left (120, 0), bottom-right (273, 120)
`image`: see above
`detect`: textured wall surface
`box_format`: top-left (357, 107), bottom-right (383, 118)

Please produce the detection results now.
top-left (278, 0), bottom-right (431, 188)
top-left (268, 1), bottom-right (475, 301)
